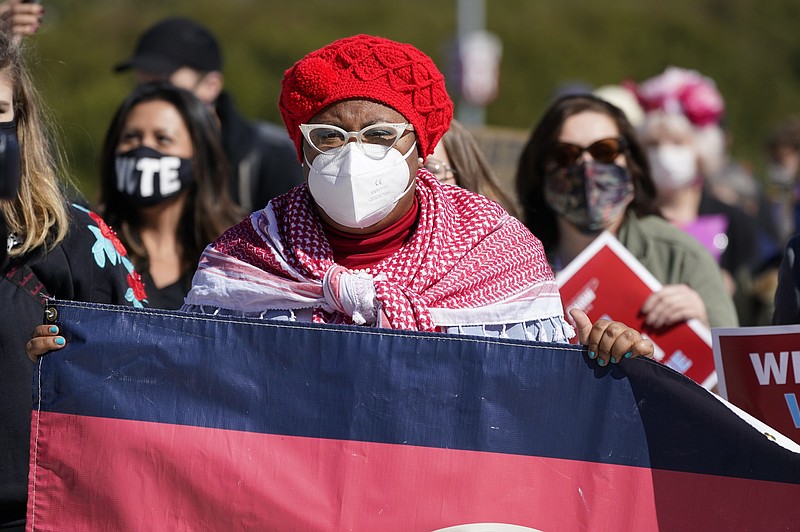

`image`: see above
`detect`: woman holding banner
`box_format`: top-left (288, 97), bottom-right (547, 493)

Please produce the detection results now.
top-left (515, 94), bottom-right (737, 329)
top-left (0, 31), bottom-right (144, 530)
top-left (30, 34), bottom-right (653, 367)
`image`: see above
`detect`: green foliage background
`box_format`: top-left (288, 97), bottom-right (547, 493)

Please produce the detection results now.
top-left (24, 0), bottom-right (800, 200)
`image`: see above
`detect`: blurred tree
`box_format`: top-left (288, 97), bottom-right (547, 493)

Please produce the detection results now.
top-left (20, 0), bottom-right (800, 202)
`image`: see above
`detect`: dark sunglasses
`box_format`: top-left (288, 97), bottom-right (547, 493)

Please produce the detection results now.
top-left (551, 137), bottom-right (626, 168)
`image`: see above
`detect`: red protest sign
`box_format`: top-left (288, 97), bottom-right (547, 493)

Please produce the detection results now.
top-left (713, 325), bottom-right (800, 444)
top-left (556, 232), bottom-right (715, 389)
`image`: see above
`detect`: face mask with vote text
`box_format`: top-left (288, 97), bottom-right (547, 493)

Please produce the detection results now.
top-left (114, 146), bottom-right (193, 207)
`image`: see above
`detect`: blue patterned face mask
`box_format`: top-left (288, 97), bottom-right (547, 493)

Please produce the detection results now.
top-left (544, 161), bottom-right (634, 232)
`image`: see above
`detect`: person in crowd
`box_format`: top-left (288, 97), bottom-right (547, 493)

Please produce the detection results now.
top-left (185, 34), bottom-right (653, 363)
top-left (427, 118), bottom-right (520, 217)
top-left (636, 68), bottom-right (777, 230)
top-left (0, 31), bottom-right (144, 531)
top-left (773, 233), bottom-right (800, 324)
top-left (96, 81), bottom-right (243, 309)
top-left (764, 116), bottom-right (800, 243)
top-left (0, 0), bottom-right (43, 42)
top-left (636, 111), bottom-right (756, 289)
top-left (769, 118), bottom-right (800, 324)
top-left (634, 67), bottom-right (772, 324)
top-left (0, 0), bottom-right (38, 269)
top-left (114, 17), bottom-right (304, 213)
top-left (31, 34), bottom-right (654, 366)
top-left (593, 84), bottom-right (645, 129)
top-left (515, 93), bottom-right (738, 330)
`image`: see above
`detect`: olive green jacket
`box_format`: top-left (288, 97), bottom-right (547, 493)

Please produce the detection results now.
top-left (616, 213), bottom-right (739, 328)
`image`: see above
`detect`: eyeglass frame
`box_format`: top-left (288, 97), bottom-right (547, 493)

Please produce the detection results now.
top-left (550, 137), bottom-right (627, 168)
top-left (299, 122), bottom-right (415, 156)
top-left (424, 156), bottom-right (458, 182)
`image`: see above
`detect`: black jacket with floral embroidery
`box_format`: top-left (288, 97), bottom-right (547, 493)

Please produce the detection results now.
top-left (0, 203), bottom-right (146, 529)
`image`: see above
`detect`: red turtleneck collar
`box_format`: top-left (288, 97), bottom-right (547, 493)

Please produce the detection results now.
top-left (322, 198), bottom-right (419, 269)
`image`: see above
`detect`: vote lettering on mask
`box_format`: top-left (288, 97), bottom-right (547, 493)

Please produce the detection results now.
top-left (114, 146), bottom-right (194, 207)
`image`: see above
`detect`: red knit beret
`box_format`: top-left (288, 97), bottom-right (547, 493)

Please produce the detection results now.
top-left (279, 34), bottom-right (454, 161)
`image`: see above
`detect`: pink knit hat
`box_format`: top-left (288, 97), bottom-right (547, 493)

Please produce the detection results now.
top-left (279, 34), bottom-right (453, 161)
top-left (632, 66), bottom-right (725, 127)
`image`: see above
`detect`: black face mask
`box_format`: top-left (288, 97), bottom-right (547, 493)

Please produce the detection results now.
top-left (0, 120), bottom-right (21, 201)
top-left (114, 146), bottom-right (193, 207)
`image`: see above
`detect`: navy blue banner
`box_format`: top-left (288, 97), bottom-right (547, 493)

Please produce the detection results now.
top-left (36, 301), bottom-right (799, 481)
top-left (27, 301), bottom-right (800, 531)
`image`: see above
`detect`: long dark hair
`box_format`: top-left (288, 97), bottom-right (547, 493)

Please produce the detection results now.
top-left (98, 81), bottom-right (242, 275)
top-left (515, 94), bottom-right (659, 251)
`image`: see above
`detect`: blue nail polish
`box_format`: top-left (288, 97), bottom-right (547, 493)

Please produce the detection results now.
top-left (610, 357), bottom-right (618, 364)
top-left (598, 358), bottom-right (607, 367)
top-left (624, 351), bottom-right (632, 359)
top-left (49, 325), bottom-right (58, 334)
top-left (55, 337), bottom-right (65, 346)
top-left (588, 351), bottom-right (596, 359)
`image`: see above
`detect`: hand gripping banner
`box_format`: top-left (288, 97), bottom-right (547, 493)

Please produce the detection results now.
top-left (28, 301), bottom-right (800, 531)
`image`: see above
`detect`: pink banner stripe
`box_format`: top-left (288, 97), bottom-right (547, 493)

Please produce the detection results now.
top-left (32, 412), bottom-right (800, 531)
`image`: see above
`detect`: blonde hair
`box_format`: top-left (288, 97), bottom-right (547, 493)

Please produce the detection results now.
top-left (638, 110), bottom-right (695, 146)
top-left (0, 33), bottom-right (69, 257)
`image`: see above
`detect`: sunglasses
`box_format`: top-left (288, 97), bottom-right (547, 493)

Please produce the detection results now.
top-left (551, 137), bottom-right (626, 168)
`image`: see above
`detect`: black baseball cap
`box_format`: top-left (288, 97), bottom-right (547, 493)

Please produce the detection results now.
top-left (114, 17), bottom-right (223, 75)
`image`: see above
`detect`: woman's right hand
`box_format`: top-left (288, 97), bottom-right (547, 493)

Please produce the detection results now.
top-left (26, 324), bottom-right (66, 362)
top-left (570, 308), bottom-right (654, 366)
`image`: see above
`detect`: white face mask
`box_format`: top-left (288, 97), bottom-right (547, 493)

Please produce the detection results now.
top-left (648, 144), bottom-right (698, 191)
top-left (305, 141), bottom-right (416, 229)
top-left (767, 163), bottom-right (795, 187)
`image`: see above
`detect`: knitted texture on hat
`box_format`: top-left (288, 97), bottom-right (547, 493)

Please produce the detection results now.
top-left (279, 34), bottom-right (453, 161)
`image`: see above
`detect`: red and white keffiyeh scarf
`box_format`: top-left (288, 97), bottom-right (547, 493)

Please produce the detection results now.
top-left (185, 170), bottom-right (566, 331)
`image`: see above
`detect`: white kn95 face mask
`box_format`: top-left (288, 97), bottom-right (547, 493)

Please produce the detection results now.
top-left (305, 141), bottom-right (416, 229)
top-left (648, 144), bottom-right (698, 191)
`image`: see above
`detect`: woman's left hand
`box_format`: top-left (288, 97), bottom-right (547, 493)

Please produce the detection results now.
top-left (26, 324), bottom-right (66, 362)
top-left (569, 308), bottom-right (654, 366)
top-left (640, 284), bottom-right (709, 329)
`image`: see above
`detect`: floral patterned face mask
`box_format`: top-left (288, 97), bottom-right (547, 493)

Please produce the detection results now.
top-left (544, 161), bottom-right (634, 233)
